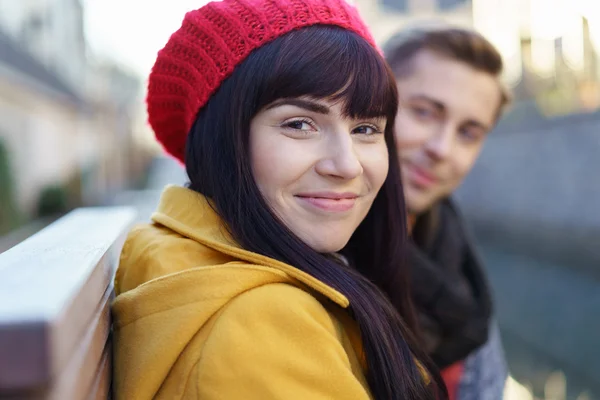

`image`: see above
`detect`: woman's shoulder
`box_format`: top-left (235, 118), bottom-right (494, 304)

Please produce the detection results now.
top-left (112, 224), bottom-right (346, 333)
top-left (111, 226), bottom-right (370, 399)
top-left (208, 282), bottom-right (364, 366)
top-left (191, 283), bottom-right (370, 398)
top-left (217, 282), bottom-right (343, 333)
top-left (114, 222), bottom-right (236, 294)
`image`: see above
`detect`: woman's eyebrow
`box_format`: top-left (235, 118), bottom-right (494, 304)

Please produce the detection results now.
top-left (266, 98), bottom-right (330, 115)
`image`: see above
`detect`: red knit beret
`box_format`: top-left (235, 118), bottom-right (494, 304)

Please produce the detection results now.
top-left (147, 0), bottom-right (377, 163)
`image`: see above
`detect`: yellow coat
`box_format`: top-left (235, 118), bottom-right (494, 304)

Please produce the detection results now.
top-left (112, 185), bottom-right (373, 399)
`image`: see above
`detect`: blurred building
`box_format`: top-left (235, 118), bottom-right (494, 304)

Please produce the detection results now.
top-left (0, 0), bottom-right (146, 219)
top-left (355, 0), bottom-right (472, 43)
top-left (355, 0), bottom-right (600, 117)
top-left (82, 61), bottom-right (148, 204)
top-left (0, 0), bottom-right (87, 91)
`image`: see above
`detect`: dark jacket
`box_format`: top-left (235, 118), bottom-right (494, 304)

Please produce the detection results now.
top-left (408, 198), bottom-right (493, 369)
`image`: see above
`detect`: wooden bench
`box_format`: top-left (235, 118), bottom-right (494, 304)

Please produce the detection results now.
top-left (0, 207), bottom-right (136, 400)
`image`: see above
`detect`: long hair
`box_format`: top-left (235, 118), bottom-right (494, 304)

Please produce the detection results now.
top-left (186, 26), bottom-right (447, 400)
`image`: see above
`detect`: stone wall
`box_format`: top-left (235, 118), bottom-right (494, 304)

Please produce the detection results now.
top-left (455, 111), bottom-right (600, 395)
top-left (455, 111), bottom-right (600, 276)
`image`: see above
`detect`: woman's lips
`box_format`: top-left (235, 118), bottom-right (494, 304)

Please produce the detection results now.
top-left (295, 192), bottom-right (359, 212)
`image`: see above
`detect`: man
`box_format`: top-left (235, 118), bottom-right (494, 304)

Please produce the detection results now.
top-left (383, 26), bottom-right (510, 400)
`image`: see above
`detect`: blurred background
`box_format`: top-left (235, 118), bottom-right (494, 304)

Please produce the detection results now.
top-left (0, 0), bottom-right (598, 399)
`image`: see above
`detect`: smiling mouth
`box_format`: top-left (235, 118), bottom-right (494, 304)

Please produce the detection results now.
top-left (405, 162), bottom-right (438, 188)
top-left (295, 193), bottom-right (359, 213)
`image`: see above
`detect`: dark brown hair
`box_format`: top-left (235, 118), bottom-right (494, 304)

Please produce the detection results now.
top-left (383, 26), bottom-right (511, 117)
top-left (186, 26), bottom-right (447, 400)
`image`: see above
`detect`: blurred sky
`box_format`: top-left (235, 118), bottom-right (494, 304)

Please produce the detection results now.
top-left (83, 0), bottom-right (600, 80)
top-left (83, 0), bottom-right (210, 76)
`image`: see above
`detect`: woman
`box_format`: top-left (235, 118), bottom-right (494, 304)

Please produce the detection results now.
top-left (112, 0), bottom-right (447, 399)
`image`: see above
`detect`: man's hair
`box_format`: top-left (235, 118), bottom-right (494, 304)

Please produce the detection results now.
top-left (383, 25), bottom-right (511, 117)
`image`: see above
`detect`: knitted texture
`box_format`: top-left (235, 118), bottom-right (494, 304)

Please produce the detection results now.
top-left (147, 0), bottom-right (377, 163)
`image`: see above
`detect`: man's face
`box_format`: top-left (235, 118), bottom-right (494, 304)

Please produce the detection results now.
top-left (394, 50), bottom-right (502, 215)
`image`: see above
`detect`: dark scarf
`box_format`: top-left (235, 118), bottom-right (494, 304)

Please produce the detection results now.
top-left (408, 199), bottom-right (493, 369)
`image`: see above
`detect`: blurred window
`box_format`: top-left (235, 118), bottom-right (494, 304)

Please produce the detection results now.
top-left (382, 0), bottom-right (408, 12)
top-left (438, 0), bottom-right (467, 10)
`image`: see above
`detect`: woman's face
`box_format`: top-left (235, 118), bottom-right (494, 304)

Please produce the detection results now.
top-left (250, 97), bottom-right (389, 253)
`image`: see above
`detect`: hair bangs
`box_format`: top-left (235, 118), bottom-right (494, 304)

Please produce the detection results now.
top-left (257, 26), bottom-right (398, 121)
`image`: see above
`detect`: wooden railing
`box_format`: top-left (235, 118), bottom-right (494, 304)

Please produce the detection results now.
top-left (0, 207), bottom-right (136, 399)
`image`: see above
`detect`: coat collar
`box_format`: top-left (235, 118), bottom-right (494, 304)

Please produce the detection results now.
top-left (151, 185), bottom-right (349, 308)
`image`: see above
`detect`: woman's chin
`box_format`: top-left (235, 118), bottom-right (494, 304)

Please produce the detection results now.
top-left (304, 236), bottom-right (350, 255)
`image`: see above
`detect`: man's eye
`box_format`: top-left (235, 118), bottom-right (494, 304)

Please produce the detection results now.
top-left (413, 106), bottom-right (435, 118)
top-left (459, 128), bottom-right (483, 142)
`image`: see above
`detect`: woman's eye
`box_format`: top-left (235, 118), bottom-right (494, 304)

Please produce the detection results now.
top-left (283, 119), bottom-right (314, 131)
top-left (353, 125), bottom-right (381, 135)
